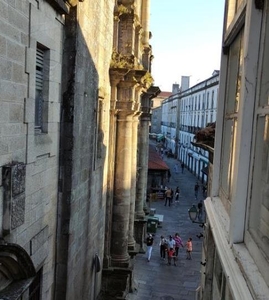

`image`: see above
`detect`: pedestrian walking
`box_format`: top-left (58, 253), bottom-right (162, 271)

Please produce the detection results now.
top-left (194, 182), bottom-right (200, 199)
top-left (174, 163), bottom-right (179, 174)
top-left (167, 235), bottom-right (176, 250)
top-left (175, 186), bottom-right (180, 201)
top-left (159, 235), bottom-right (167, 260)
top-left (181, 162), bottom-right (185, 173)
top-left (186, 237), bottom-right (193, 260)
top-left (174, 233), bottom-right (184, 257)
top-left (167, 169), bottom-right (171, 182)
top-left (146, 234), bottom-right (154, 262)
top-left (202, 185), bottom-right (207, 197)
top-left (197, 200), bottom-right (203, 221)
top-left (167, 248), bottom-right (177, 266)
top-left (164, 187), bottom-right (172, 206)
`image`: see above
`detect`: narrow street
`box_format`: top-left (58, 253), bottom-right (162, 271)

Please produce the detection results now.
top-left (128, 145), bottom-right (205, 300)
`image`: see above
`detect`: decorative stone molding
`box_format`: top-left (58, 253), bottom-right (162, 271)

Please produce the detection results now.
top-left (141, 72), bottom-right (154, 89)
top-left (110, 50), bottom-right (143, 70)
top-left (2, 162), bottom-right (26, 235)
top-left (45, 0), bottom-right (69, 14)
top-left (0, 243), bottom-right (36, 298)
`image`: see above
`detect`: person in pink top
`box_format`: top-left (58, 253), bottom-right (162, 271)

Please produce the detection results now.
top-left (185, 237), bottom-right (193, 260)
top-left (174, 233), bottom-right (184, 257)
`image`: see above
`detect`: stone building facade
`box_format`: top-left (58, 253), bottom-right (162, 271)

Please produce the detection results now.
top-left (0, 0), bottom-right (157, 299)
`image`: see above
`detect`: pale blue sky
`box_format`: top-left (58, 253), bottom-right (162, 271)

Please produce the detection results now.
top-left (150, 0), bottom-right (225, 92)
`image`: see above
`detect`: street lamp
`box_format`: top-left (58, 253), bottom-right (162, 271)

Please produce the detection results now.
top-left (188, 204), bottom-right (205, 227)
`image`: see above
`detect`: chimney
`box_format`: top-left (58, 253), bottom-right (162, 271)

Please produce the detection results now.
top-left (181, 76), bottom-right (190, 92)
top-left (172, 83), bottom-right (180, 94)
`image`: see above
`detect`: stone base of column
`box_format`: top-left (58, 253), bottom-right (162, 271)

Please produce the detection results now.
top-left (128, 236), bottom-right (136, 251)
top-left (111, 254), bottom-right (130, 268)
top-left (99, 264), bottom-right (134, 300)
top-left (134, 219), bottom-right (147, 253)
top-left (102, 254), bottom-right (111, 268)
top-left (135, 210), bottom-right (145, 219)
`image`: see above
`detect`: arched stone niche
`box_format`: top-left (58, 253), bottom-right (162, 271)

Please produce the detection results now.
top-left (0, 243), bottom-right (36, 299)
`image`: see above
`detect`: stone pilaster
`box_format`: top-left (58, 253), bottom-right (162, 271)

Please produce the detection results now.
top-left (135, 87), bottom-right (160, 218)
top-left (111, 110), bottom-right (134, 268)
top-left (128, 114), bottom-right (139, 251)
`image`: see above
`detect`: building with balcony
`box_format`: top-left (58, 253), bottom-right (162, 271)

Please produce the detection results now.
top-left (160, 73), bottom-right (219, 183)
top-left (178, 71), bottom-right (219, 182)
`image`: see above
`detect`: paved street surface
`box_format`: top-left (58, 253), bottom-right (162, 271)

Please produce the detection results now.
top-left (127, 145), bottom-right (205, 300)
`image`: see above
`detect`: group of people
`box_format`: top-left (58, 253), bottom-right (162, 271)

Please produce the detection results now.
top-left (146, 233), bottom-right (193, 265)
top-left (164, 186), bottom-right (180, 206)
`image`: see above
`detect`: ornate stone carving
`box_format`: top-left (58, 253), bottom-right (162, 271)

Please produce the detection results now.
top-left (12, 163), bottom-right (26, 196)
top-left (110, 50), bottom-right (143, 70)
top-left (11, 193), bottom-right (25, 230)
top-left (2, 162), bottom-right (26, 234)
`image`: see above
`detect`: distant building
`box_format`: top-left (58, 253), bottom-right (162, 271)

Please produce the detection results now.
top-left (150, 91), bottom-right (172, 133)
top-left (160, 73), bottom-right (219, 182)
top-left (178, 71), bottom-right (219, 182)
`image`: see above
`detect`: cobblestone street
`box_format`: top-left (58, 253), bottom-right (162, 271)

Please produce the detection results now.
top-left (127, 145), bottom-right (206, 300)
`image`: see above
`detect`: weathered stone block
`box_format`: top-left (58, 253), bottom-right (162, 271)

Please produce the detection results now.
top-left (8, 4), bottom-right (28, 33)
top-left (30, 225), bottom-right (49, 255)
top-left (7, 40), bottom-right (25, 64)
top-left (24, 97), bottom-right (35, 123)
top-left (0, 58), bottom-right (12, 80)
top-left (9, 103), bottom-right (24, 123)
top-left (12, 62), bottom-right (27, 84)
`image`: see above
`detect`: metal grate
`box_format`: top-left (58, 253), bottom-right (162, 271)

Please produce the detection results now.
top-left (35, 48), bottom-right (44, 130)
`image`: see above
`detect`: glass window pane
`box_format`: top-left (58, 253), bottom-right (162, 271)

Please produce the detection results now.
top-left (259, 10), bottom-right (269, 106)
top-left (226, 30), bottom-right (244, 114)
top-left (220, 119), bottom-right (234, 197)
top-left (249, 115), bottom-right (269, 259)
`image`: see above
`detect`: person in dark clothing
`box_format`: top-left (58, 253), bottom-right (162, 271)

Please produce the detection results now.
top-left (181, 162), bottom-right (185, 173)
top-left (146, 234), bottom-right (154, 262)
top-left (197, 201), bottom-right (203, 220)
top-left (202, 185), bottom-right (207, 197)
top-left (167, 169), bottom-right (171, 182)
top-left (159, 235), bottom-right (167, 260)
top-left (194, 182), bottom-right (199, 199)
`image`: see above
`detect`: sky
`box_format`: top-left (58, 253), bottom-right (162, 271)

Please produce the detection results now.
top-left (149, 0), bottom-right (226, 92)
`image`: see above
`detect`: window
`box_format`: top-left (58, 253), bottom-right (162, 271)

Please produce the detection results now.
top-left (211, 90), bottom-right (214, 109)
top-left (220, 29), bottom-right (243, 203)
top-left (248, 11), bottom-right (269, 262)
top-left (35, 44), bottom-right (49, 133)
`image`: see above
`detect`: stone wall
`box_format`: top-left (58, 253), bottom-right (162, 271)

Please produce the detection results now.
top-left (55, 1), bottom-right (114, 299)
top-left (0, 0), bottom-right (63, 298)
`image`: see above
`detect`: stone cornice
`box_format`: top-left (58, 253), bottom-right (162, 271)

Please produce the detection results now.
top-left (45, 0), bottom-right (84, 14)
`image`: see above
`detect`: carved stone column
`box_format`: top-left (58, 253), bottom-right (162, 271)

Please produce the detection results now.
top-left (111, 109), bottom-right (134, 268)
top-left (135, 87), bottom-right (160, 219)
top-left (135, 112), bottom-right (150, 218)
top-left (128, 114), bottom-right (140, 251)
